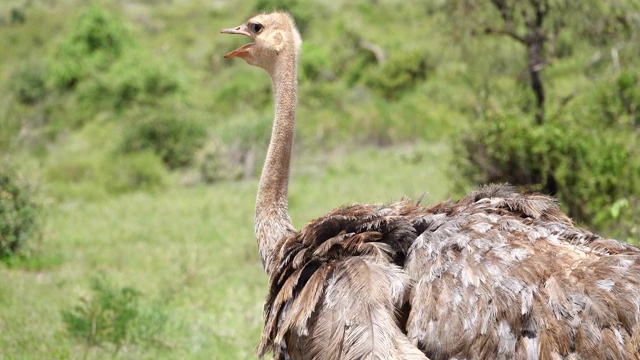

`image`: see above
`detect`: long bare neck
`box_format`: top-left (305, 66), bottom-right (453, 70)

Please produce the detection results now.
top-left (255, 50), bottom-right (298, 270)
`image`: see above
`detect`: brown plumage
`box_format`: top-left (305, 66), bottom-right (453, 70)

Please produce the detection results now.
top-left (221, 12), bottom-right (640, 359)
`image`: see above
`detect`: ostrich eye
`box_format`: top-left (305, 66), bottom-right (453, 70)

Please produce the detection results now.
top-left (249, 22), bottom-right (264, 33)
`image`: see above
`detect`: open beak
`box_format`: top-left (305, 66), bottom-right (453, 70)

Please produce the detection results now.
top-left (220, 24), bottom-right (253, 59)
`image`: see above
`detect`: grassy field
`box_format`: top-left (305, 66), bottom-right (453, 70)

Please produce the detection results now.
top-left (0, 143), bottom-right (452, 359)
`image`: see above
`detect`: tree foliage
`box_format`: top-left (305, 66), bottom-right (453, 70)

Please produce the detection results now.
top-left (449, 0), bottom-right (640, 238)
top-left (457, 72), bottom-right (640, 239)
top-left (595, 70), bottom-right (640, 127)
top-left (445, 0), bottom-right (639, 124)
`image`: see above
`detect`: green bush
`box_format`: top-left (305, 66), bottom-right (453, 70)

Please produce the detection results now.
top-left (9, 61), bottom-right (48, 105)
top-left (62, 276), bottom-right (167, 354)
top-left (121, 111), bottom-right (206, 169)
top-left (340, 42), bottom-right (379, 86)
top-left (364, 50), bottom-right (433, 100)
top-left (41, 5), bottom-right (186, 135)
top-left (456, 111), bottom-right (640, 238)
top-left (300, 42), bottom-right (333, 82)
top-left (49, 5), bottom-right (132, 91)
top-left (44, 149), bottom-right (168, 198)
top-left (10, 7), bottom-right (26, 24)
top-left (0, 165), bottom-right (40, 259)
top-left (79, 49), bottom-right (184, 112)
top-left (100, 151), bottom-right (169, 194)
top-left (111, 53), bottom-right (182, 109)
top-left (595, 70), bottom-right (640, 127)
top-left (457, 114), bottom-right (549, 188)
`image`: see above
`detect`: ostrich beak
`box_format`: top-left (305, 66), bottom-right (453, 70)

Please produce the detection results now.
top-left (221, 25), bottom-right (253, 59)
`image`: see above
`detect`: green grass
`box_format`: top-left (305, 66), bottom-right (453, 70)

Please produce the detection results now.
top-left (0, 143), bottom-right (453, 359)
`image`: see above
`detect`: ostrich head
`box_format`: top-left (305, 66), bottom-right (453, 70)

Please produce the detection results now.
top-left (221, 12), bottom-right (302, 73)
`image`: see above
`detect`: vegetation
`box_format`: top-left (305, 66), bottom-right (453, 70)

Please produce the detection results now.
top-left (451, 0), bottom-right (640, 240)
top-left (62, 276), bottom-right (168, 356)
top-left (0, 164), bottom-right (40, 259)
top-left (456, 105), bottom-right (640, 239)
top-left (0, 0), bottom-right (638, 358)
top-left (120, 110), bottom-right (206, 169)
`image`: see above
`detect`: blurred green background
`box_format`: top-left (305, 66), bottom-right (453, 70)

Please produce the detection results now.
top-left (0, 0), bottom-right (639, 358)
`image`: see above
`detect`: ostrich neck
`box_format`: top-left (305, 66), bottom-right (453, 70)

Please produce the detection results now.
top-left (255, 51), bottom-right (298, 271)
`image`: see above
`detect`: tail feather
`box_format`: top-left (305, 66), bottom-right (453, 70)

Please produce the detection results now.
top-left (303, 258), bottom-right (427, 359)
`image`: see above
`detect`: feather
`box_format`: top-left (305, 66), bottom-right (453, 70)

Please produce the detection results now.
top-left (225, 11), bottom-right (640, 359)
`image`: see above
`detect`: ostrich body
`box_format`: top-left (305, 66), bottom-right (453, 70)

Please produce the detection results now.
top-left (221, 13), bottom-right (640, 359)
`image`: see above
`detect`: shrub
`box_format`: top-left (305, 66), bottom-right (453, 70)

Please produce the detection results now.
top-left (9, 62), bottom-right (48, 105)
top-left (0, 165), bottom-right (40, 259)
top-left (62, 276), bottom-right (167, 354)
top-left (110, 53), bottom-right (182, 109)
top-left (120, 111), bottom-right (206, 169)
top-left (456, 111), bottom-right (640, 238)
top-left (340, 40), bottom-right (379, 87)
top-left (457, 114), bottom-right (550, 188)
top-left (595, 70), bottom-right (640, 127)
top-left (364, 50), bottom-right (433, 100)
top-left (79, 49), bottom-right (184, 112)
top-left (10, 7), bottom-right (26, 24)
top-left (49, 5), bottom-right (132, 91)
top-left (44, 149), bottom-right (168, 198)
top-left (300, 42), bottom-right (333, 82)
top-left (100, 151), bottom-right (169, 194)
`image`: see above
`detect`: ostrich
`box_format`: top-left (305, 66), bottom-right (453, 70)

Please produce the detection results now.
top-left (221, 12), bottom-right (640, 359)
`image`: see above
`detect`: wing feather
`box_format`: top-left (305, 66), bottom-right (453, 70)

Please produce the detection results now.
top-left (259, 184), bottom-right (640, 359)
